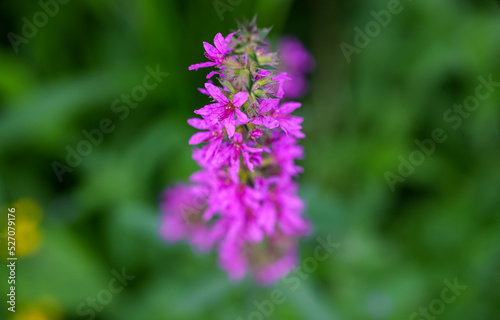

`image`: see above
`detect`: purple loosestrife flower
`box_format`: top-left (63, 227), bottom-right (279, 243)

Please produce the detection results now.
top-left (216, 132), bottom-right (263, 181)
top-left (188, 32), bottom-right (237, 71)
top-left (269, 102), bottom-right (305, 138)
top-left (194, 83), bottom-right (249, 138)
top-left (219, 232), bottom-right (300, 284)
top-left (252, 101), bottom-right (305, 138)
top-left (187, 118), bottom-right (225, 164)
top-left (160, 184), bottom-right (216, 252)
top-left (250, 98), bottom-right (280, 129)
top-left (161, 18), bottom-right (312, 284)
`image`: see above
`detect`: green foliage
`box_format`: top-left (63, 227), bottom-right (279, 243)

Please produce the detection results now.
top-left (0, 0), bottom-right (499, 319)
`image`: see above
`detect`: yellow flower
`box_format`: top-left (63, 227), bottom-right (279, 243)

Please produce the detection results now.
top-left (12, 309), bottom-right (49, 320)
top-left (11, 297), bottom-right (63, 320)
top-left (4, 198), bottom-right (43, 257)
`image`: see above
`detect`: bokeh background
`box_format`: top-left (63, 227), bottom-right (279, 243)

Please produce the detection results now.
top-left (1, 0), bottom-right (500, 319)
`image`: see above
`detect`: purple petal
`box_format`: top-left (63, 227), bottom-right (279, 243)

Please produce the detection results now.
top-left (250, 129), bottom-right (262, 138)
top-left (262, 115), bottom-right (279, 129)
top-left (224, 116), bottom-right (235, 138)
top-left (187, 118), bottom-right (210, 129)
top-left (228, 158), bottom-right (240, 182)
top-left (279, 102), bottom-right (301, 114)
top-left (203, 108), bottom-right (226, 125)
top-left (258, 70), bottom-right (271, 77)
top-left (251, 115), bottom-right (278, 128)
top-left (198, 87), bottom-right (209, 95)
top-left (246, 223), bottom-right (263, 242)
top-left (259, 202), bottom-right (276, 234)
top-left (233, 132), bottom-right (243, 143)
top-left (234, 108), bottom-right (249, 125)
top-left (194, 103), bottom-right (222, 116)
top-left (213, 33), bottom-right (226, 53)
top-left (205, 83), bottom-right (229, 103)
top-left (259, 98), bottom-right (280, 113)
top-left (206, 71), bottom-right (219, 79)
top-left (203, 42), bottom-right (219, 58)
top-left (244, 146), bottom-right (263, 154)
top-left (232, 91), bottom-right (249, 107)
top-left (278, 120), bottom-right (289, 135)
top-left (189, 131), bottom-right (212, 145)
top-left (242, 149), bottom-right (253, 172)
top-left (225, 31), bottom-right (238, 44)
top-left (251, 116), bottom-right (264, 126)
top-left (205, 137), bottom-right (222, 160)
top-left (272, 72), bottom-right (292, 82)
top-left (272, 72), bottom-right (292, 98)
top-left (212, 143), bottom-right (228, 164)
top-left (188, 61), bottom-right (218, 70)
top-left (280, 117), bottom-right (305, 138)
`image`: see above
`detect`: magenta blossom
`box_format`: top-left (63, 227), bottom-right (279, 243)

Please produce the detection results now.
top-left (194, 82), bottom-right (249, 138)
top-left (188, 32), bottom-right (236, 71)
top-left (187, 118), bottom-right (225, 165)
top-left (160, 184), bottom-right (215, 252)
top-left (269, 101), bottom-right (305, 138)
top-left (272, 72), bottom-right (292, 98)
top-left (219, 232), bottom-right (299, 284)
top-left (250, 98), bottom-right (280, 129)
top-left (216, 132), bottom-right (262, 180)
top-left (252, 100), bottom-right (304, 138)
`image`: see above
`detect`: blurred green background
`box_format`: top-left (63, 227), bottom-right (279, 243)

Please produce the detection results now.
top-left (1, 0), bottom-right (500, 319)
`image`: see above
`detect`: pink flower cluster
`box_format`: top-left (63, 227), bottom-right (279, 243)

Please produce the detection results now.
top-left (161, 21), bottom-right (310, 284)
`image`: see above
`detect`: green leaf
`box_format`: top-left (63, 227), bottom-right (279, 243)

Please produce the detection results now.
top-left (248, 51), bottom-right (258, 63)
top-left (253, 89), bottom-right (266, 98)
top-left (258, 26), bottom-right (273, 41)
top-left (254, 77), bottom-right (275, 88)
top-left (222, 80), bottom-right (236, 93)
top-left (257, 64), bottom-right (278, 70)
